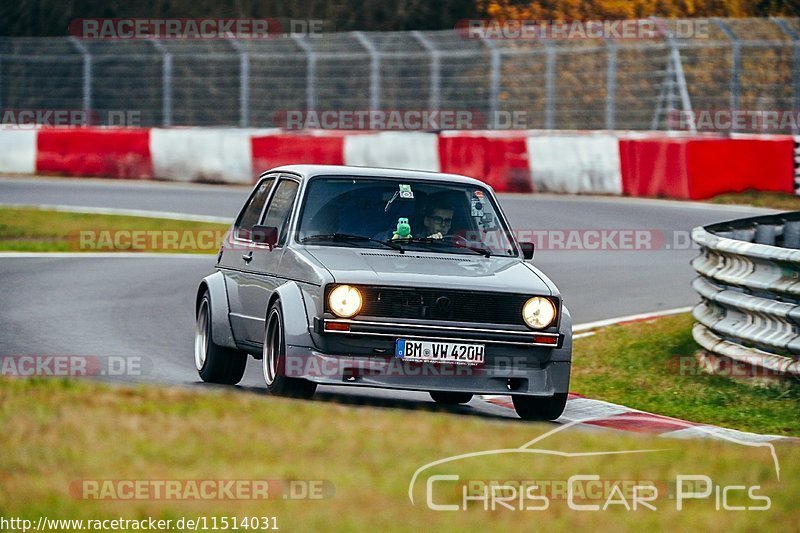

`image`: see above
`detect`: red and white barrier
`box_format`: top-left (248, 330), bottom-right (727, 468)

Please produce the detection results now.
top-left (344, 132), bottom-right (440, 172)
top-left (526, 133), bottom-right (622, 194)
top-left (150, 128), bottom-right (255, 184)
top-left (6, 127), bottom-right (796, 200)
top-left (619, 134), bottom-right (795, 200)
top-left (36, 128), bottom-right (152, 179)
top-left (439, 131), bottom-right (532, 192)
top-left (0, 129), bottom-right (37, 174)
top-left (252, 131), bottom-right (345, 175)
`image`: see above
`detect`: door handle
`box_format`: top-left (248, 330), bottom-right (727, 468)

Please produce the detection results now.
top-left (242, 251), bottom-right (253, 263)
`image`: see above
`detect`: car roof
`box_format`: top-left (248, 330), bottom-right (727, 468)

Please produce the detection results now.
top-left (263, 164), bottom-right (491, 188)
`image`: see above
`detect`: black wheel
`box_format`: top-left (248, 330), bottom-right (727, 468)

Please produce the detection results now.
top-left (512, 393), bottom-right (568, 421)
top-left (262, 302), bottom-right (317, 399)
top-left (429, 391), bottom-right (473, 405)
top-left (195, 291), bottom-right (247, 385)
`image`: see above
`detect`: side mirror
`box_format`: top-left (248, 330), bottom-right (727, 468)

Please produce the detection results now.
top-left (251, 225), bottom-right (278, 249)
top-left (520, 242), bottom-right (534, 260)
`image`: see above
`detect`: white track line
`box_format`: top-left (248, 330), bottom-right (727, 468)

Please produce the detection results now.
top-left (498, 192), bottom-right (780, 214)
top-left (0, 203), bottom-right (231, 224)
top-left (0, 174), bottom-right (251, 191)
top-left (0, 252), bottom-right (212, 259)
top-left (574, 306), bottom-right (694, 332)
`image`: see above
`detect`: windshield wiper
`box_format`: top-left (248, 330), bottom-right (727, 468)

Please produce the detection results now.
top-left (399, 237), bottom-right (492, 258)
top-left (301, 233), bottom-right (405, 253)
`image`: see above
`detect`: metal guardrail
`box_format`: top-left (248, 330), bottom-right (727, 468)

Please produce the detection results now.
top-left (691, 213), bottom-right (800, 381)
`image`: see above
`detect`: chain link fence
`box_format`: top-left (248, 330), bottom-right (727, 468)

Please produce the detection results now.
top-left (1, 17), bottom-right (798, 132)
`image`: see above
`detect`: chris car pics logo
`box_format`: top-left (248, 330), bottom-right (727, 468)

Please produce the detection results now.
top-left (409, 416), bottom-right (778, 512)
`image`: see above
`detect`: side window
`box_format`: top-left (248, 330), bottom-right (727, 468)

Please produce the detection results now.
top-left (235, 177), bottom-right (275, 240)
top-left (262, 179), bottom-right (300, 246)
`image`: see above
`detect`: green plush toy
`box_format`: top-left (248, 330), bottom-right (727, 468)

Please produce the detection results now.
top-left (392, 217), bottom-right (412, 240)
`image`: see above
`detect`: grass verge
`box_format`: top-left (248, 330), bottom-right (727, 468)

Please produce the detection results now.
top-left (709, 191), bottom-right (800, 211)
top-left (571, 313), bottom-right (800, 436)
top-left (0, 377), bottom-right (798, 531)
top-left (0, 207), bottom-right (229, 253)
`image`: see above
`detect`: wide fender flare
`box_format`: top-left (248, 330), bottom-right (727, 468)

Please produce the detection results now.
top-left (271, 281), bottom-right (313, 348)
top-left (551, 304), bottom-right (573, 362)
top-left (196, 271), bottom-right (237, 350)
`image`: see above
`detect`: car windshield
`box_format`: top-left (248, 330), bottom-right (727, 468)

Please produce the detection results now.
top-left (296, 176), bottom-right (518, 256)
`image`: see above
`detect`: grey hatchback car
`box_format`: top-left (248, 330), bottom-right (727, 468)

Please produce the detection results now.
top-left (194, 165), bottom-right (572, 420)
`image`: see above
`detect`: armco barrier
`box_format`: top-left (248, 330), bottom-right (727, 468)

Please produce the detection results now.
top-left (3, 127), bottom-right (796, 198)
top-left (691, 213), bottom-right (800, 382)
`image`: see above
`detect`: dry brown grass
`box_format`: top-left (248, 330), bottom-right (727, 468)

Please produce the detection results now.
top-left (1, 377), bottom-right (799, 531)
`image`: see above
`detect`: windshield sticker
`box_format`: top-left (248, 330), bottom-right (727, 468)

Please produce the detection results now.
top-left (473, 190), bottom-right (484, 199)
top-left (471, 198), bottom-right (484, 218)
top-left (399, 184), bottom-right (414, 199)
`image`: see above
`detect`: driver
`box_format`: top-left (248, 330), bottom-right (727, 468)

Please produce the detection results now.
top-left (422, 201), bottom-right (455, 240)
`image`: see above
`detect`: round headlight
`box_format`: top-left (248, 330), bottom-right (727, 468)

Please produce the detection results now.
top-left (328, 285), bottom-right (363, 318)
top-left (522, 297), bottom-right (556, 329)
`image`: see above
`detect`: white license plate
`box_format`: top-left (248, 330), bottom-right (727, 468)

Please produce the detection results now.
top-left (395, 339), bottom-right (485, 365)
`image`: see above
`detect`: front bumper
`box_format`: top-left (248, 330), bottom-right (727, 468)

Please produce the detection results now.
top-left (283, 345), bottom-right (571, 396)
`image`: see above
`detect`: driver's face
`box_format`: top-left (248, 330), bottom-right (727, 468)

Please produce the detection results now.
top-left (424, 208), bottom-right (454, 235)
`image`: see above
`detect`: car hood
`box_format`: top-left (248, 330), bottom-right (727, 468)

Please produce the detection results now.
top-left (304, 246), bottom-right (552, 295)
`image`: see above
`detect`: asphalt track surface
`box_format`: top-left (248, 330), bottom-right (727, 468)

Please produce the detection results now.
top-left (0, 176), bottom-right (777, 420)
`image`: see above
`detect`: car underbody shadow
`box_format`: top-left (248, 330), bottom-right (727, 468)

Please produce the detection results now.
top-left (230, 382), bottom-right (529, 421)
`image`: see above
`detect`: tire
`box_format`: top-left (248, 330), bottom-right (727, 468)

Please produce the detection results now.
top-left (429, 391), bottom-right (473, 405)
top-left (195, 291), bottom-right (247, 385)
top-left (262, 302), bottom-right (317, 399)
top-left (512, 393), bottom-right (568, 421)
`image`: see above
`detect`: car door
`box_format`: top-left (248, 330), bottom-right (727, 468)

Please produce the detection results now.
top-left (219, 175), bottom-right (277, 344)
top-left (235, 176), bottom-right (301, 345)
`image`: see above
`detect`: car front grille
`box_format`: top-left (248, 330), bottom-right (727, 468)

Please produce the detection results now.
top-left (327, 285), bottom-right (545, 326)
